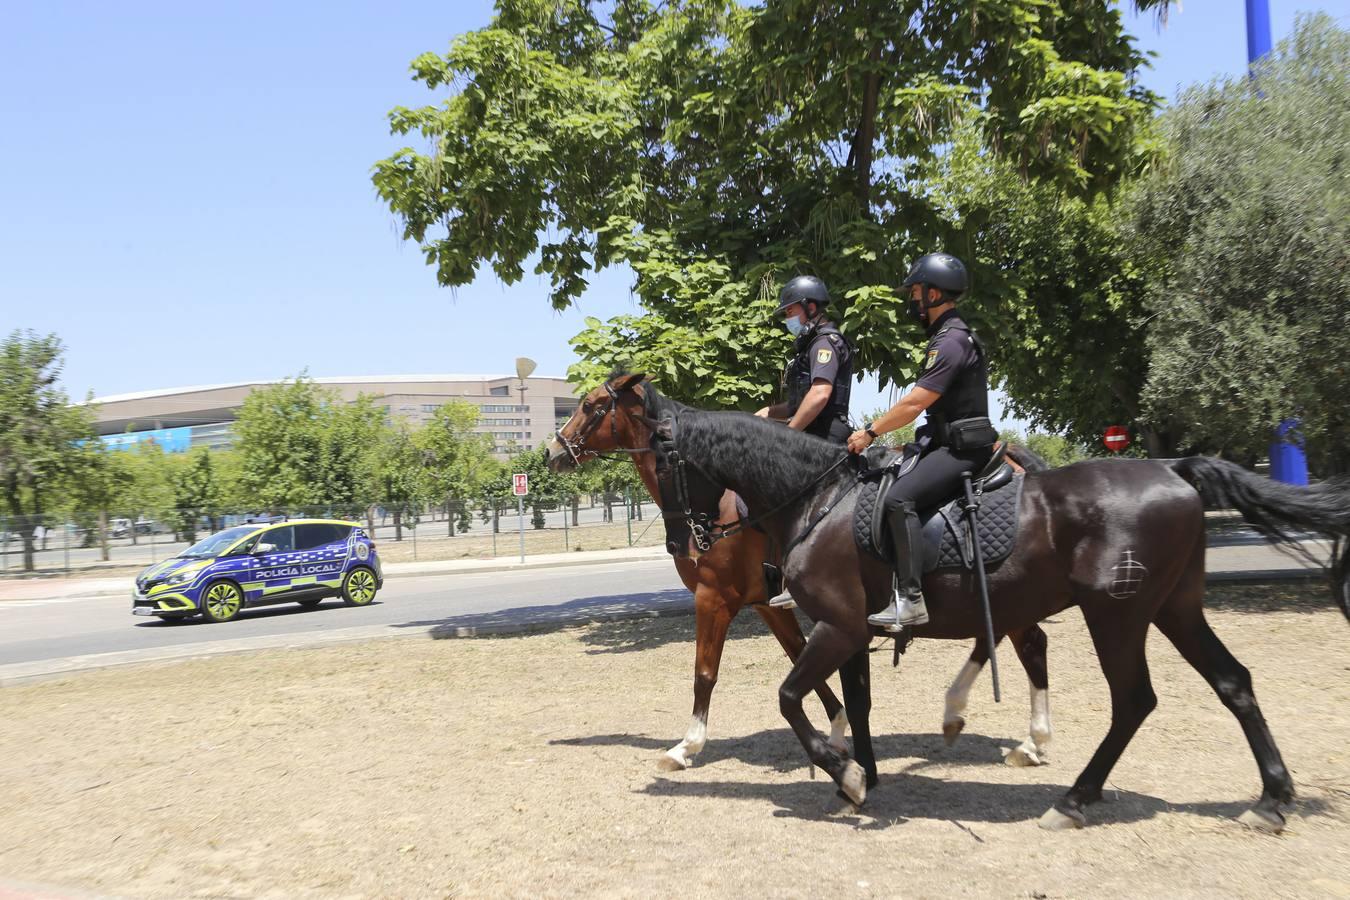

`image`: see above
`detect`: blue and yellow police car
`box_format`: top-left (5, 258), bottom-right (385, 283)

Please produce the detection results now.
top-left (132, 518), bottom-right (382, 623)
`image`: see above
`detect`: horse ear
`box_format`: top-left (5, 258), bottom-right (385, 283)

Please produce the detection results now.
top-left (612, 372), bottom-right (646, 392)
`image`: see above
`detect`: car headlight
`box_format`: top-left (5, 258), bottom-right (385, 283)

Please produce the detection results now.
top-left (164, 571), bottom-right (194, 586)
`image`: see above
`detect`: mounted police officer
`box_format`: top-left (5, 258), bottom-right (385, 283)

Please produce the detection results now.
top-left (847, 253), bottom-right (997, 630)
top-left (756, 274), bottom-right (855, 608)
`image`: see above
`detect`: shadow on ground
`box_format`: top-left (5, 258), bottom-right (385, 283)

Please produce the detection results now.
top-left (392, 589), bottom-right (696, 644)
top-left (1203, 581), bottom-right (1333, 614)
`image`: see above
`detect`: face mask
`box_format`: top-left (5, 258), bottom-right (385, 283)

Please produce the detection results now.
top-left (785, 316), bottom-right (804, 336)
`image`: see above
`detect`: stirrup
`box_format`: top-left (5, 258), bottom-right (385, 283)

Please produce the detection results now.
top-left (868, 592), bottom-right (929, 631)
top-left (767, 590), bottom-right (796, 609)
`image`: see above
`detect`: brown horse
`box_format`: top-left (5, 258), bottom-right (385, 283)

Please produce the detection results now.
top-left (546, 372), bottom-right (1054, 771)
top-left (633, 377), bottom-right (1350, 831)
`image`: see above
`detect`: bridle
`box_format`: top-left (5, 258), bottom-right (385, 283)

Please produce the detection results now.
top-left (555, 381), bottom-right (656, 466)
top-left (654, 413), bottom-right (858, 555)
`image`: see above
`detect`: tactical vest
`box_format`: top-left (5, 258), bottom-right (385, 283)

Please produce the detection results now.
top-left (785, 321), bottom-right (854, 440)
top-left (924, 317), bottom-right (991, 440)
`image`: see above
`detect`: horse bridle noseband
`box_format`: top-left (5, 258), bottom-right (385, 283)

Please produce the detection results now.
top-left (556, 381), bottom-right (655, 466)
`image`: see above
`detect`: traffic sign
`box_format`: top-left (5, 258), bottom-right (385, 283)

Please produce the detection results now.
top-left (513, 473), bottom-right (529, 496)
top-left (1103, 425), bottom-right (1130, 453)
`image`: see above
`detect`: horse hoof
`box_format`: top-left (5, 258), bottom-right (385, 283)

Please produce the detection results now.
top-left (826, 792), bottom-right (860, 817)
top-left (942, 717), bottom-right (966, 747)
top-left (840, 760), bottom-right (867, 806)
top-left (658, 750), bottom-right (690, 772)
top-left (1004, 743), bottom-right (1046, 768)
top-left (1038, 806), bottom-right (1085, 831)
top-left (1238, 807), bottom-right (1285, 834)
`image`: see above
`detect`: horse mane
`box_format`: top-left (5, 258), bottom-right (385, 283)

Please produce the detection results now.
top-left (637, 377), bottom-right (848, 507)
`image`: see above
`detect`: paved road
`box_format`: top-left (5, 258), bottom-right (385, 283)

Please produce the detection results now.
top-left (0, 559), bottom-right (688, 681)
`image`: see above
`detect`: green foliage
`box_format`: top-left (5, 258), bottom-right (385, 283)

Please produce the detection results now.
top-left (0, 331), bottom-right (97, 569)
top-left (232, 375), bottom-right (385, 511)
top-left (930, 123), bottom-right (1151, 449)
top-left (376, 1), bottom-right (1166, 407)
top-left (1130, 15), bottom-right (1350, 471)
top-left (1023, 432), bottom-right (1089, 468)
top-left (170, 449), bottom-right (221, 543)
top-left (415, 401), bottom-right (497, 510)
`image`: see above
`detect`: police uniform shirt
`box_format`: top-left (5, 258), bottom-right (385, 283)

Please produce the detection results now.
top-left (915, 311), bottom-right (977, 396)
top-left (804, 332), bottom-right (842, 388)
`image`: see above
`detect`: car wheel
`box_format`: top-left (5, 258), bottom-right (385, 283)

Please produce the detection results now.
top-left (200, 581), bottom-right (244, 623)
top-left (298, 598), bottom-right (323, 609)
top-left (342, 567), bottom-right (378, 607)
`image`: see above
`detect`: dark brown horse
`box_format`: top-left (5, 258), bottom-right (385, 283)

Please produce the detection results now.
top-left (616, 376), bottom-right (1350, 831)
top-left (546, 373), bottom-right (1055, 772)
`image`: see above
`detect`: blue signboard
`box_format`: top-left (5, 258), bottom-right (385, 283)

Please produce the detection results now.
top-left (100, 426), bottom-right (193, 454)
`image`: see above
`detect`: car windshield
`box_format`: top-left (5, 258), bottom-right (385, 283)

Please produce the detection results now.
top-left (178, 526), bottom-right (263, 559)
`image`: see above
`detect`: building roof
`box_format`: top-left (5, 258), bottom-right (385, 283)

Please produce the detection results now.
top-left (83, 374), bottom-right (568, 406)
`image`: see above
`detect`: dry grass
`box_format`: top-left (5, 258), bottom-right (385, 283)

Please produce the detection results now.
top-left (0, 583), bottom-right (1347, 898)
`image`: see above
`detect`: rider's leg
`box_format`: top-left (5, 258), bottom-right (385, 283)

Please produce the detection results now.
top-left (868, 447), bottom-right (980, 630)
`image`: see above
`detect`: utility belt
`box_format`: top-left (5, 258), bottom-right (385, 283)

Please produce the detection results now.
top-left (927, 415), bottom-right (997, 451)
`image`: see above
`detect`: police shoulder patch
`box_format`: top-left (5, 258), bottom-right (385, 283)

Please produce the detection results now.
top-left (926, 348), bottom-right (940, 370)
top-left (816, 348), bottom-right (832, 364)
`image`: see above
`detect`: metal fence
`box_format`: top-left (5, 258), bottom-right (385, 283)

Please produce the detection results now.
top-left (0, 491), bottom-right (664, 577)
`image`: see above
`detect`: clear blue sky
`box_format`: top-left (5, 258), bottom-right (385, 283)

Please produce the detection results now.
top-left (3, 1), bottom-right (1347, 424)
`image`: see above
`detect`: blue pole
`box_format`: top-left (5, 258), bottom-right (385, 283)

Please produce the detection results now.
top-left (1247, 0), bottom-right (1308, 484)
top-left (1245, 0), bottom-right (1273, 64)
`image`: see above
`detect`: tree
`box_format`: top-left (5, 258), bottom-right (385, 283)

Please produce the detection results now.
top-left (375, 0), bottom-right (1169, 408)
top-left (1130, 15), bottom-right (1350, 472)
top-left (169, 449), bottom-right (221, 543)
top-left (373, 424), bottom-right (427, 541)
top-left (232, 376), bottom-right (387, 511)
top-left (0, 331), bottom-right (95, 571)
top-left (927, 123), bottom-right (1155, 451)
top-left (416, 401), bottom-right (496, 534)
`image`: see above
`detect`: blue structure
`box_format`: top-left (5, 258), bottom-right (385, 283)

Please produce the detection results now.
top-left (1270, 420), bottom-right (1309, 486)
top-left (1248, 0), bottom-right (1309, 484)
top-left (1245, 0), bottom-right (1272, 63)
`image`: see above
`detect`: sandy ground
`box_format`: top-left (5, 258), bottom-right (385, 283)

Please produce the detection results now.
top-left (1, 583), bottom-right (1347, 899)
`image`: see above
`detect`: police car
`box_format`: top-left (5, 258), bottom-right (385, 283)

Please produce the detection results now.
top-left (131, 518), bottom-right (382, 623)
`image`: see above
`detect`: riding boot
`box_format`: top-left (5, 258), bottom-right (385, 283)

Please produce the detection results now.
top-left (868, 501), bottom-right (929, 631)
top-left (767, 589), bottom-right (796, 609)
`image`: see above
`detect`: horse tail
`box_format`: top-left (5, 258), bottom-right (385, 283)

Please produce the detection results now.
top-left (1167, 456), bottom-right (1350, 621)
top-left (1006, 443), bottom-right (1051, 474)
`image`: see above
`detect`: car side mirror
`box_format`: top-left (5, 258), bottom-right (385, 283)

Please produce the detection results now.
top-left (252, 543), bottom-right (276, 556)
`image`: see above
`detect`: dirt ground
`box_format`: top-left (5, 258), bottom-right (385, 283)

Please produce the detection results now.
top-left (1, 583), bottom-right (1347, 899)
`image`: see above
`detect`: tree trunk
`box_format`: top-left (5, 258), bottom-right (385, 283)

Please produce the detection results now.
top-left (849, 44), bottom-right (883, 208)
top-left (394, 509), bottom-right (403, 541)
top-left (98, 509), bottom-right (110, 562)
top-left (571, 496), bottom-right (579, 527)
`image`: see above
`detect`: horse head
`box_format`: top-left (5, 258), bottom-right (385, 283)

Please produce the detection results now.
top-left (546, 372), bottom-right (653, 473)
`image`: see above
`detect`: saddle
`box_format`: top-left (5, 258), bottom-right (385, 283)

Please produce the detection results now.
top-left (852, 442), bottom-right (1024, 573)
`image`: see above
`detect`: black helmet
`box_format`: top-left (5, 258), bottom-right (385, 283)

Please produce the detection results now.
top-left (776, 275), bottom-right (831, 314)
top-left (902, 253), bottom-right (968, 297)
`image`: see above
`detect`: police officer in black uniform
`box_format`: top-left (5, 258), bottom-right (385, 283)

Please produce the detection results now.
top-left (847, 253), bottom-right (997, 629)
top-left (757, 274), bottom-right (854, 607)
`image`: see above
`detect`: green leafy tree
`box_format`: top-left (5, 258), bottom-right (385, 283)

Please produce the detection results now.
top-left (62, 440), bottom-right (135, 560)
top-left (169, 449), bottom-right (221, 543)
top-left (929, 123), bottom-right (1155, 451)
top-left (1130, 15), bottom-right (1350, 472)
top-left (416, 401), bottom-right (496, 534)
top-left (375, 0), bottom-right (1168, 408)
top-left (0, 331), bottom-right (95, 570)
top-left (1024, 432), bottom-right (1089, 468)
top-left (233, 376), bottom-right (388, 512)
top-left (373, 424), bottom-right (427, 540)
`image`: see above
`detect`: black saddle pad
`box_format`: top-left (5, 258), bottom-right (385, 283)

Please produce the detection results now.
top-left (852, 452), bottom-right (1024, 573)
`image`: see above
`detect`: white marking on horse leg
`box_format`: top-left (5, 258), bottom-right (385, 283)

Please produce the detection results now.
top-left (943, 659), bottom-right (982, 745)
top-left (659, 715), bottom-right (708, 771)
top-left (828, 707), bottom-right (849, 754)
top-left (1005, 685), bottom-right (1052, 767)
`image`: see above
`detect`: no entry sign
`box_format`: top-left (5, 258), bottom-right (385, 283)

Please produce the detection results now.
top-left (513, 473), bottom-right (529, 496)
top-left (1103, 425), bottom-right (1130, 453)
